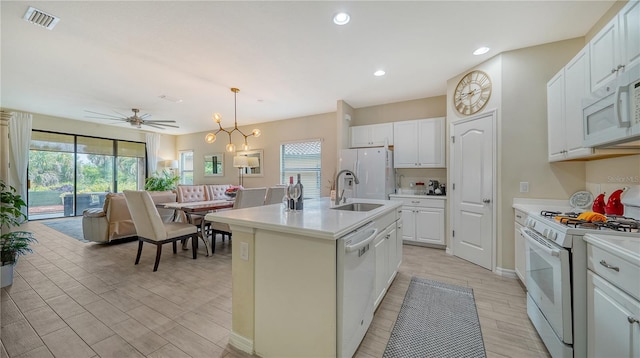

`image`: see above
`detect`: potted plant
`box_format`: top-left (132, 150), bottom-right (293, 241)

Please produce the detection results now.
top-left (144, 170), bottom-right (180, 191)
top-left (1, 180), bottom-right (36, 287)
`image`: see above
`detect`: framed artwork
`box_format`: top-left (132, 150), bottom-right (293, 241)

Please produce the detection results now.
top-left (204, 153), bottom-right (224, 176)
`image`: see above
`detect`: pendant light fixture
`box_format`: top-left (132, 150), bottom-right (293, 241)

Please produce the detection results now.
top-left (204, 87), bottom-right (261, 152)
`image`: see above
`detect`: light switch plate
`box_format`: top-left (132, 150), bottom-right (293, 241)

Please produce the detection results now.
top-left (520, 182), bottom-right (529, 193)
top-left (240, 242), bottom-right (249, 261)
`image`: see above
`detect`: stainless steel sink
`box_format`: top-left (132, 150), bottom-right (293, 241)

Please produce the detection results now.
top-left (331, 203), bottom-right (383, 212)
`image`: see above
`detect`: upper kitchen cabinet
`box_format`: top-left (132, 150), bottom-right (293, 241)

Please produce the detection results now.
top-left (350, 123), bottom-right (393, 148)
top-left (547, 47), bottom-right (594, 161)
top-left (589, 0), bottom-right (640, 93)
top-left (393, 117), bottom-right (445, 168)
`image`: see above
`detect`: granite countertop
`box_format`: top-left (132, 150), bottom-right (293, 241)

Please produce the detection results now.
top-left (204, 197), bottom-right (401, 240)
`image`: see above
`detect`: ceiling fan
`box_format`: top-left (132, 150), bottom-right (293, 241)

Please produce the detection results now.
top-left (85, 108), bottom-right (179, 130)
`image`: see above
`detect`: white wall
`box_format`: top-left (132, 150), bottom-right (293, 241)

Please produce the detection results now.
top-left (177, 112), bottom-right (337, 197)
top-left (444, 38), bottom-right (589, 270)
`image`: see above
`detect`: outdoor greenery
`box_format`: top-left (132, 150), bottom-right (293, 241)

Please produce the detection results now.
top-left (28, 150), bottom-right (143, 198)
top-left (144, 170), bottom-right (180, 191)
top-left (1, 181), bottom-right (36, 265)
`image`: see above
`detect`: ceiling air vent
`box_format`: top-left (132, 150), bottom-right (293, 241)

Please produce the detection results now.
top-left (23, 6), bottom-right (60, 30)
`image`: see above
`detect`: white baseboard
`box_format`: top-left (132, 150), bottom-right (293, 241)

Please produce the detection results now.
top-left (445, 247), bottom-right (453, 255)
top-left (229, 332), bottom-right (254, 354)
top-left (495, 266), bottom-right (517, 279)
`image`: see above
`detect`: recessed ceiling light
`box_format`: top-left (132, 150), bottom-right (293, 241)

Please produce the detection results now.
top-left (333, 12), bottom-right (350, 25)
top-left (374, 70), bottom-right (386, 77)
top-left (473, 47), bottom-right (490, 55)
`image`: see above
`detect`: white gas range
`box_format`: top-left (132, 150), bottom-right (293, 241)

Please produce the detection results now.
top-left (518, 192), bottom-right (639, 358)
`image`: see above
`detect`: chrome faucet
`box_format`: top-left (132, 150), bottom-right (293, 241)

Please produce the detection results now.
top-left (335, 169), bottom-right (360, 205)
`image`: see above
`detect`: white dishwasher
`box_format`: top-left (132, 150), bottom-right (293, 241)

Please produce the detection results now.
top-left (337, 221), bottom-right (378, 358)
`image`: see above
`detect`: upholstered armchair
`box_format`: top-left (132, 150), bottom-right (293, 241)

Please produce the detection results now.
top-left (123, 190), bottom-right (198, 271)
top-left (82, 191), bottom-right (176, 243)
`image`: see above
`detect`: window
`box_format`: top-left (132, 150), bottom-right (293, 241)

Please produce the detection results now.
top-left (28, 131), bottom-right (146, 219)
top-left (179, 150), bottom-right (194, 184)
top-left (280, 140), bottom-right (322, 199)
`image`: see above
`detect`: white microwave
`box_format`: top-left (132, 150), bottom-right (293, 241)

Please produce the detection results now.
top-left (583, 63), bottom-right (640, 147)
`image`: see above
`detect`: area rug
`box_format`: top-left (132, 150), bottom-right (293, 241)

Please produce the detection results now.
top-left (42, 218), bottom-right (89, 243)
top-left (383, 277), bottom-right (486, 358)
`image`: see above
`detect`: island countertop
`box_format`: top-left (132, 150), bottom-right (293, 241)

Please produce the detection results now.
top-left (204, 197), bottom-right (401, 240)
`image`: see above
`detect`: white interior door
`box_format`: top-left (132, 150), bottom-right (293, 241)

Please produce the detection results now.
top-left (451, 111), bottom-right (495, 270)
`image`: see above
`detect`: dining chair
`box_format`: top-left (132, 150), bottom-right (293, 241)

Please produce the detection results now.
top-left (123, 190), bottom-right (199, 271)
top-left (210, 187), bottom-right (268, 251)
top-left (265, 186), bottom-right (287, 205)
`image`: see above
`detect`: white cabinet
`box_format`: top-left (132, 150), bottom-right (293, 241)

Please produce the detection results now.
top-left (547, 47), bottom-right (594, 162)
top-left (374, 227), bottom-right (388, 308)
top-left (586, 235), bottom-right (640, 357)
top-left (590, 0), bottom-right (640, 93)
top-left (373, 218), bottom-right (401, 309)
top-left (587, 272), bottom-right (640, 357)
top-left (393, 117), bottom-right (445, 168)
top-left (514, 209), bottom-right (527, 286)
top-left (390, 195), bottom-right (445, 246)
top-left (350, 123), bottom-right (393, 148)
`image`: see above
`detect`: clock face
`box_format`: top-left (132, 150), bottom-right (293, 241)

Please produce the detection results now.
top-left (454, 70), bottom-right (492, 115)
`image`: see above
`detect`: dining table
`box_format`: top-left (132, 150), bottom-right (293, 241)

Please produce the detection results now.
top-left (157, 200), bottom-right (234, 256)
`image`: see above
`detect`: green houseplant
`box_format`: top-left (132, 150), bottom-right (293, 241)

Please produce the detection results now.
top-left (144, 170), bottom-right (180, 191)
top-left (1, 180), bottom-right (36, 287)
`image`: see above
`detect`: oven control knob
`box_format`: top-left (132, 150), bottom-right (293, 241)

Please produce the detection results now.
top-left (550, 232), bottom-right (557, 240)
top-left (543, 229), bottom-right (550, 238)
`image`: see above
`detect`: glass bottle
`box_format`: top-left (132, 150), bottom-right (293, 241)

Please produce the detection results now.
top-left (295, 173), bottom-right (304, 210)
top-left (288, 176), bottom-right (295, 210)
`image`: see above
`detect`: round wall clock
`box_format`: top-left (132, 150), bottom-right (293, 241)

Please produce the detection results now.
top-left (453, 70), bottom-right (492, 115)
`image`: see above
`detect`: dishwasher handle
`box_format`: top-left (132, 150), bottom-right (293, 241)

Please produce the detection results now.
top-left (345, 228), bottom-right (378, 254)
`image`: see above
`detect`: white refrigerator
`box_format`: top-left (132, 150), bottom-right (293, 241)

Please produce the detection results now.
top-left (339, 148), bottom-right (395, 200)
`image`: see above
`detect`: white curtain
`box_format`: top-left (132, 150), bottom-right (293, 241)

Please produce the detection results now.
top-left (146, 133), bottom-right (160, 176)
top-left (9, 112), bottom-right (33, 217)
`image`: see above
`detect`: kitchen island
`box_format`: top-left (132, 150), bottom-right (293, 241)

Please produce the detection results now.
top-left (205, 197), bottom-right (402, 358)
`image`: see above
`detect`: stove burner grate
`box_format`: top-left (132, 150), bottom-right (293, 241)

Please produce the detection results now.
top-left (539, 210), bottom-right (639, 232)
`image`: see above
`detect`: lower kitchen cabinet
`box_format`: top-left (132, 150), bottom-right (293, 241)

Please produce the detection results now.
top-left (585, 236), bottom-right (640, 358)
top-left (390, 195), bottom-right (445, 246)
top-left (374, 222), bottom-right (400, 308)
top-left (587, 271), bottom-right (640, 357)
top-left (514, 209), bottom-right (527, 286)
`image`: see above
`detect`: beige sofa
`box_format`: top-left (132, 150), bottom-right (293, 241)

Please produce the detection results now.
top-left (82, 191), bottom-right (177, 243)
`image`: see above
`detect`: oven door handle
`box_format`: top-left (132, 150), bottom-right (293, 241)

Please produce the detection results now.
top-left (521, 228), bottom-right (560, 257)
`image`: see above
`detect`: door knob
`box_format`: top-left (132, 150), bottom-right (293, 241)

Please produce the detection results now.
top-left (482, 198), bottom-right (491, 204)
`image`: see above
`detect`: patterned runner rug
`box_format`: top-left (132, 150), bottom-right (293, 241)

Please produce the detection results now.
top-left (383, 277), bottom-right (486, 358)
top-left (42, 218), bottom-right (88, 243)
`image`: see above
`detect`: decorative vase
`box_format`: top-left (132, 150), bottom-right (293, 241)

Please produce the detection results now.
top-left (1, 263), bottom-right (15, 288)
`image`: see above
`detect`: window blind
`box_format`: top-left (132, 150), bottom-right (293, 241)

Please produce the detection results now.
top-left (280, 140), bottom-right (321, 198)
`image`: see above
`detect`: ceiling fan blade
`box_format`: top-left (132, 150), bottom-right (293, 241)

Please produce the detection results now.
top-left (113, 110), bottom-right (129, 118)
top-left (85, 115), bottom-right (128, 121)
top-left (144, 120), bottom-right (177, 123)
top-left (139, 113), bottom-right (152, 119)
top-left (144, 124), bottom-right (166, 130)
top-left (151, 123), bottom-right (180, 128)
top-left (84, 110), bottom-right (123, 119)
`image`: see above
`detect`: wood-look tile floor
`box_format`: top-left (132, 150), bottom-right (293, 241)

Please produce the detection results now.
top-left (1, 219), bottom-right (550, 358)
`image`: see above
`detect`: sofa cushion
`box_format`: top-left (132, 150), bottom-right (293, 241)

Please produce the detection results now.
top-left (176, 185), bottom-right (207, 203)
top-left (205, 184), bottom-right (232, 201)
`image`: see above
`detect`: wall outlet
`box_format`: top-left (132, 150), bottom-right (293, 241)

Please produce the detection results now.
top-left (520, 182), bottom-right (529, 193)
top-left (240, 242), bottom-right (249, 261)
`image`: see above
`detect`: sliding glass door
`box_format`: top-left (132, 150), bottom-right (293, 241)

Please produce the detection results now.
top-left (28, 131), bottom-right (146, 220)
top-left (28, 132), bottom-right (75, 219)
